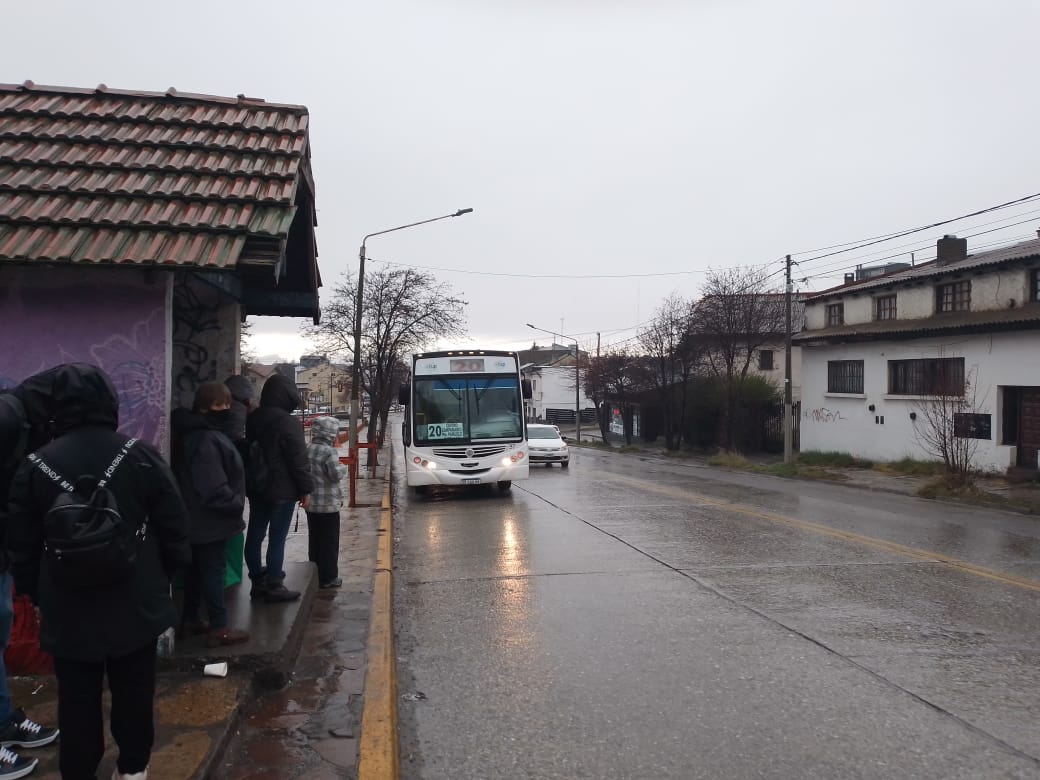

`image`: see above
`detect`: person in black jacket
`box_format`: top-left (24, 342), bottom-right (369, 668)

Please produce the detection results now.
top-left (5, 363), bottom-right (191, 780)
top-left (0, 387), bottom-right (58, 779)
top-left (170, 382), bottom-right (249, 648)
top-left (244, 373), bottom-right (313, 603)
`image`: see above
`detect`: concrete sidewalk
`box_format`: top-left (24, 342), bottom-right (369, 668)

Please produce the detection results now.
top-left (11, 444), bottom-right (392, 780)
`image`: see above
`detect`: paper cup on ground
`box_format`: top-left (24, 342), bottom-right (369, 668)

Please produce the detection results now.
top-left (203, 662), bottom-right (228, 678)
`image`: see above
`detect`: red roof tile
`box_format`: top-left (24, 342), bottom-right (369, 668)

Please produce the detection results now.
top-left (0, 82), bottom-right (313, 269)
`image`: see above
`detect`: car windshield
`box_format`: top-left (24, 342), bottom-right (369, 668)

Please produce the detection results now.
top-left (412, 376), bottom-right (522, 444)
top-left (528, 427), bottom-right (559, 440)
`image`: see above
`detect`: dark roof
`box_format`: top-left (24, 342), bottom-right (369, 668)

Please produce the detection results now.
top-left (806, 238), bottom-right (1040, 302)
top-left (0, 81), bottom-right (321, 318)
top-left (793, 301), bottom-right (1040, 344)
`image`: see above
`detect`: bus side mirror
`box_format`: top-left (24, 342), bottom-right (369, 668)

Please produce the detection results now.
top-left (521, 379), bottom-right (532, 400)
top-left (398, 386), bottom-right (410, 405)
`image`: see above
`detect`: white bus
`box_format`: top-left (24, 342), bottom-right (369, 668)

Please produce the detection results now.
top-left (399, 350), bottom-right (531, 493)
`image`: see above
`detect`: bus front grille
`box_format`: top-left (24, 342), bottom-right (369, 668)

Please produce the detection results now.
top-left (431, 445), bottom-right (508, 459)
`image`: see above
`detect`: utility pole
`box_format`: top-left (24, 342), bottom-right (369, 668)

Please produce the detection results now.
top-left (784, 254), bottom-right (794, 464)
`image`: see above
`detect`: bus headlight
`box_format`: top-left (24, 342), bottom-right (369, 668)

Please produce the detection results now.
top-left (501, 452), bottom-right (525, 467)
top-left (422, 459), bottom-right (437, 470)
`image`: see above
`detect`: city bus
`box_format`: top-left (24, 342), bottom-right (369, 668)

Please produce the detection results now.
top-left (398, 350), bottom-right (531, 493)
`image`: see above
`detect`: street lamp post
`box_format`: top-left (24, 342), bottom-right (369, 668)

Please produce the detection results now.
top-left (526, 323), bottom-right (582, 443)
top-left (350, 208), bottom-right (474, 456)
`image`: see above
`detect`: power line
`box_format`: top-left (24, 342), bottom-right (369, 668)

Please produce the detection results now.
top-left (787, 190), bottom-right (1040, 259)
top-left (368, 257), bottom-right (711, 280)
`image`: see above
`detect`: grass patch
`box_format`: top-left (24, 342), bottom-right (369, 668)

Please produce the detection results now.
top-left (797, 451), bottom-right (873, 468)
top-left (874, 457), bottom-right (945, 477)
top-left (707, 452), bottom-right (752, 468)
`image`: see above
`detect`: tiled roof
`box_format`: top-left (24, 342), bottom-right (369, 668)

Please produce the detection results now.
top-left (806, 238), bottom-right (1040, 302)
top-left (0, 81), bottom-right (313, 269)
top-left (793, 302), bottom-right (1040, 344)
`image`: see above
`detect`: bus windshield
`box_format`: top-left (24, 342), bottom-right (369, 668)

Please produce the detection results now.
top-left (413, 376), bottom-right (523, 444)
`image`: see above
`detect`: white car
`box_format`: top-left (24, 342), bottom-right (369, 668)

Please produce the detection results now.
top-left (527, 423), bottom-right (569, 468)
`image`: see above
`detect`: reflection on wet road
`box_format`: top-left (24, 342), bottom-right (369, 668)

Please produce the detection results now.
top-left (394, 445), bottom-right (1040, 779)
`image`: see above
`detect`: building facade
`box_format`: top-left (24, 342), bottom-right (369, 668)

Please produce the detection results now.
top-left (795, 235), bottom-right (1040, 473)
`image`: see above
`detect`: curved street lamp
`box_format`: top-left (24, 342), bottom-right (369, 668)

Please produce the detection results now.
top-left (350, 208), bottom-right (474, 454)
top-left (526, 323), bottom-right (583, 443)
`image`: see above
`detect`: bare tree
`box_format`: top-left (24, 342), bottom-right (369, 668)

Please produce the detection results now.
top-left (638, 292), bottom-right (699, 450)
top-left (584, 349), bottom-right (642, 445)
top-left (305, 267), bottom-right (467, 445)
top-left (689, 267), bottom-right (786, 451)
top-left (912, 366), bottom-right (981, 488)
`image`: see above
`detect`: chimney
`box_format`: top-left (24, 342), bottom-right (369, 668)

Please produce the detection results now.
top-left (936, 234), bottom-right (967, 266)
top-left (844, 273), bottom-right (855, 285)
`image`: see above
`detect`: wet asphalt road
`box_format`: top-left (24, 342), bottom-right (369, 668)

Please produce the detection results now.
top-left (393, 446), bottom-right (1040, 779)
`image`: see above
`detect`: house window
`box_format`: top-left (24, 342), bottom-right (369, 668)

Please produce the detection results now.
top-left (759, 350), bottom-right (774, 371)
top-left (888, 357), bottom-right (964, 396)
top-left (936, 280), bottom-right (971, 312)
top-left (1032, 269), bottom-right (1040, 303)
top-left (874, 295), bottom-right (897, 321)
top-left (827, 360), bottom-right (864, 394)
top-left (825, 303), bottom-right (844, 326)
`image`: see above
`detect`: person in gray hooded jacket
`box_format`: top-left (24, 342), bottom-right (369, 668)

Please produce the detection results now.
top-left (305, 416), bottom-right (347, 588)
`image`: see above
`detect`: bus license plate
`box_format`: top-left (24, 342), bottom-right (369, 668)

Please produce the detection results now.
top-left (462, 477), bottom-right (481, 485)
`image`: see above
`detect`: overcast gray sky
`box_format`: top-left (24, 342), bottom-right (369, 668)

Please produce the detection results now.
top-left (6, 1), bottom-right (1039, 361)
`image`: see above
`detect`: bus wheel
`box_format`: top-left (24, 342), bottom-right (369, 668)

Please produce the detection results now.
top-left (497, 481), bottom-right (512, 492)
top-left (561, 461), bottom-right (569, 469)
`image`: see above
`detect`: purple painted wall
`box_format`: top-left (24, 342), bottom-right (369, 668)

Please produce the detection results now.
top-left (0, 269), bottom-right (170, 450)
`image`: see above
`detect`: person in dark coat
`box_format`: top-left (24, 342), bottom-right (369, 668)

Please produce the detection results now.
top-left (0, 388), bottom-right (58, 779)
top-left (5, 363), bottom-right (191, 780)
top-left (222, 375), bottom-right (254, 458)
top-left (170, 382), bottom-right (249, 648)
top-left (244, 373), bottom-right (313, 603)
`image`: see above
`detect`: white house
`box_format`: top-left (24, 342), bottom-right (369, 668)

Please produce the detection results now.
top-left (521, 364), bottom-right (595, 424)
top-left (794, 234), bottom-right (1040, 474)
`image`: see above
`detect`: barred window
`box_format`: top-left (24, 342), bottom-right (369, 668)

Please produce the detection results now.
top-left (826, 302), bottom-right (844, 326)
top-left (874, 295), bottom-right (897, 321)
top-left (1032, 269), bottom-right (1040, 302)
top-left (888, 357), bottom-right (964, 396)
top-left (759, 350), bottom-right (774, 370)
top-left (827, 360), bottom-right (864, 394)
top-left (936, 281), bottom-right (971, 312)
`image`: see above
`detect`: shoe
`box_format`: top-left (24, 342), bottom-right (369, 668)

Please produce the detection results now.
top-left (0, 745), bottom-right (37, 778)
top-left (263, 583), bottom-right (300, 603)
top-left (176, 620), bottom-right (209, 640)
top-left (206, 627), bottom-right (250, 648)
top-left (249, 579), bottom-right (269, 599)
top-left (319, 578), bottom-right (342, 589)
top-left (112, 767), bottom-right (148, 779)
top-left (0, 708), bottom-right (59, 748)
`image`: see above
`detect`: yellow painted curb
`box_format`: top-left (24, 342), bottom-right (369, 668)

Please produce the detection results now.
top-left (359, 477), bottom-right (398, 779)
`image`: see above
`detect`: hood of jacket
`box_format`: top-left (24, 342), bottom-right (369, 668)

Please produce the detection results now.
top-left (310, 416), bottom-right (339, 445)
top-left (47, 363), bottom-right (120, 436)
top-left (224, 375), bottom-right (254, 405)
top-left (259, 373), bottom-right (301, 413)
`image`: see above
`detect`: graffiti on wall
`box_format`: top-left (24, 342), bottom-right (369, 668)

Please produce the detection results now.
top-left (172, 278), bottom-right (223, 400)
top-left (804, 407), bottom-right (847, 423)
top-left (0, 274), bottom-right (168, 449)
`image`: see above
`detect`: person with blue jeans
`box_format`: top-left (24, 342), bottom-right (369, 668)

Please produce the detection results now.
top-left (244, 374), bottom-right (313, 603)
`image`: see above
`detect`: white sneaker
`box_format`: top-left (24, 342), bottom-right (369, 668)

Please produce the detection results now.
top-left (111, 768), bottom-right (148, 780)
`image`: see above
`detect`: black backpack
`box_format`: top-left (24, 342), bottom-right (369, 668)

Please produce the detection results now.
top-left (29, 438), bottom-right (144, 590)
top-left (244, 436), bottom-right (272, 499)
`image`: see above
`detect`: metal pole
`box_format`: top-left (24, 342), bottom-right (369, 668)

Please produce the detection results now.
top-left (574, 342), bottom-right (581, 443)
top-left (349, 209), bottom-right (473, 458)
top-left (348, 244), bottom-right (366, 455)
top-left (784, 254), bottom-right (794, 464)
